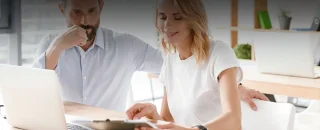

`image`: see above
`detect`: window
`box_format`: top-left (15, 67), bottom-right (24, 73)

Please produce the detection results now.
top-left (21, 0), bottom-right (65, 66)
top-left (0, 35), bottom-right (9, 64)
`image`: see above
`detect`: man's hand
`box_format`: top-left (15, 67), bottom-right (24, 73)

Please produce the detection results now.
top-left (45, 25), bottom-right (88, 70)
top-left (238, 85), bottom-right (270, 111)
top-left (54, 25), bottom-right (88, 50)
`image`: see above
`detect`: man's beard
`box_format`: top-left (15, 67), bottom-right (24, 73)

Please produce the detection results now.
top-left (80, 25), bottom-right (97, 41)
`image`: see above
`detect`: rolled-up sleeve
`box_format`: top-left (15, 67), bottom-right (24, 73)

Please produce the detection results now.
top-left (130, 35), bottom-right (163, 74)
top-left (32, 52), bottom-right (47, 69)
top-left (32, 34), bottom-right (60, 72)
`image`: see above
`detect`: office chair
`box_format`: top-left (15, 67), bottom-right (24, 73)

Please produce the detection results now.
top-left (294, 100), bottom-right (320, 130)
top-left (241, 99), bottom-right (296, 130)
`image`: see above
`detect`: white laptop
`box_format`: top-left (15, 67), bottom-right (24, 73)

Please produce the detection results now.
top-left (253, 32), bottom-right (320, 78)
top-left (0, 64), bottom-right (92, 130)
top-left (0, 64), bottom-right (157, 130)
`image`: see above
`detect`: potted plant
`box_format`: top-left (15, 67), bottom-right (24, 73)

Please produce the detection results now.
top-left (233, 44), bottom-right (252, 60)
top-left (278, 8), bottom-right (292, 30)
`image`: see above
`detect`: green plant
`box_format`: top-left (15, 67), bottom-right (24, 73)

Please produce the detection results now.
top-left (280, 8), bottom-right (291, 18)
top-left (233, 44), bottom-right (252, 60)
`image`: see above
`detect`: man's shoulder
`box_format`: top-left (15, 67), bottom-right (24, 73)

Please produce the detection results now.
top-left (43, 31), bottom-right (63, 40)
top-left (37, 31), bottom-right (63, 48)
top-left (100, 27), bottom-right (136, 41)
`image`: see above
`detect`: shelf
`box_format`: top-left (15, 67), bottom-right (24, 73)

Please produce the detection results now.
top-left (216, 27), bottom-right (320, 34)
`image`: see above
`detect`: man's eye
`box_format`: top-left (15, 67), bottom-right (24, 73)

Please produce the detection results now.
top-left (89, 9), bottom-right (96, 14)
top-left (73, 11), bottom-right (81, 15)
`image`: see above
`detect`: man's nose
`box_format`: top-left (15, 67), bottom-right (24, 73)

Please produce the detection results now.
top-left (80, 15), bottom-right (88, 26)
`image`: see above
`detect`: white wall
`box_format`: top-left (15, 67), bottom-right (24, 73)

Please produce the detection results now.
top-left (237, 0), bottom-right (320, 44)
top-left (0, 0), bottom-right (320, 65)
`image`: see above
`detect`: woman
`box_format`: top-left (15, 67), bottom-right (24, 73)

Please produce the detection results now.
top-left (127, 0), bottom-right (244, 129)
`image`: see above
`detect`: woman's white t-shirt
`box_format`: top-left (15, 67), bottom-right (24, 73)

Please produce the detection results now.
top-left (159, 40), bottom-right (243, 127)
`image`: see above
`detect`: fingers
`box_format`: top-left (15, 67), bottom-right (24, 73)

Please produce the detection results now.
top-left (258, 93), bottom-right (270, 101)
top-left (249, 89), bottom-right (270, 101)
top-left (70, 25), bottom-right (86, 33)
top-left (73, 28), bottom-right (87, 46)
top-left (133, 107), bottom-right (153, 120)
top-left (76, 37), bottom-right (87, 46)
top-left (77, 28), bottom-right (88, 40)
top-left (244, 97), bottom-right (257, 111)
top-left (68, 25), bottom-right (87, 40)
top-left (126, 103), bottom-right (146, 119)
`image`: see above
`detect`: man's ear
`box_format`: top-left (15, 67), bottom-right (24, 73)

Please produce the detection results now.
top-left (58, 4), bottom-right (65, 14)
top-left (99, 0), bottom-right (104, 12)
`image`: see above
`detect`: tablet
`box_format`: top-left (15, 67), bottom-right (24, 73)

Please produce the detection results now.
top-left (70, 119), bottom-right (158, 130)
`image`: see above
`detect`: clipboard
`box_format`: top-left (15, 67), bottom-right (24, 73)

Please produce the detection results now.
top-left (69, 118), bottom-right (158, 130)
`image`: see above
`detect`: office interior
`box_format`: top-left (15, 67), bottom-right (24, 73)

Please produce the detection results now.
top-left (0, 0), bottom-right (319, 130)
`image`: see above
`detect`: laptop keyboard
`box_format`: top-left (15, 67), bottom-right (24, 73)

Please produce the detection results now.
top-left (67, 123), bottom-right (92, 130)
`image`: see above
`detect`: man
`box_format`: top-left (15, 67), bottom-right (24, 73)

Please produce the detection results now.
top-left (32, 0), bottom-right (269, 112)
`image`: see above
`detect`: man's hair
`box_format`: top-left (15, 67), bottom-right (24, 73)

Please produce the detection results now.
top-left (61, 0), bottom-right (101, 8)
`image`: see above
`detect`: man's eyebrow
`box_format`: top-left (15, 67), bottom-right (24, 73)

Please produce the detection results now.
top-left (88, 7), bottom-right (98, 11)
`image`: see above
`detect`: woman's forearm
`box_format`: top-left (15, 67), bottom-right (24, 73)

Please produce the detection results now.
top-left (202, 68), bottom-right (242, 130)
top-left (203, 111), bottom-right (241, 130)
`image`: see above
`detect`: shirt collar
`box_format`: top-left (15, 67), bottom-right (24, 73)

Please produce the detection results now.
top-left (93, 27), bottom-right (104, 49)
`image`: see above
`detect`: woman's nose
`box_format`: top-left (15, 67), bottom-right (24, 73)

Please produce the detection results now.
top-left (164, 18), bottom-right (173, 27)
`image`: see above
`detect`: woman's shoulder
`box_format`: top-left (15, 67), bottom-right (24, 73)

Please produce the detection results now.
top-left (209, 40), bottom-right (234, 56)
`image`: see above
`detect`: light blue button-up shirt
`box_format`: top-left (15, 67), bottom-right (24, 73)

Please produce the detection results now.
top-left (32, 28), bottom-right (163, 112)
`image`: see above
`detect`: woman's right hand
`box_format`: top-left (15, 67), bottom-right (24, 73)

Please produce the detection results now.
top-left (126, 103), bottom-right (162, 120)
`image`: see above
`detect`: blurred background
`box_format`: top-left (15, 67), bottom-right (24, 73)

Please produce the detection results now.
top-left (0, 0), bottom-right (320, 113)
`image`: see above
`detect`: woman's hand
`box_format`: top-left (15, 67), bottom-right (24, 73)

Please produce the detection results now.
top-left (238, 85), bottom-right (270, 111)
top-left (126, 103), bottom-right (162, 120)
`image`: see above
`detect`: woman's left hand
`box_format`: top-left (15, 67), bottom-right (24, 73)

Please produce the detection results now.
top-left (238, 85), bottom-right (270, 111)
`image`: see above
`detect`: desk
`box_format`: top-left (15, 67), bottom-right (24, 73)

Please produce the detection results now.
top-left (64, 101), bottom-right (126, 120)
top-left (1, 102), bottom-right (127, 130)
top-left (239, 60), bottom-right (320, 100)
top-left (147, 60), bottom-right (320, 100)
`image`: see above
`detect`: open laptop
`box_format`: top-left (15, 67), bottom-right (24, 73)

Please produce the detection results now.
top-left (0, 64), bottom-right (157, 130)
top-left (0, 64), bottom-right (93, 130)
top-left (253, 31), bottom-right (320, 78)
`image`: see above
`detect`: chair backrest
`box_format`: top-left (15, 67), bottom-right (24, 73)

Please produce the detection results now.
top-left (241, 99), bottom-right (296, 130)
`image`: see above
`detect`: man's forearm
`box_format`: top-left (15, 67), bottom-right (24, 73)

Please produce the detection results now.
top-left (45, 45), bottom-right (63, 70)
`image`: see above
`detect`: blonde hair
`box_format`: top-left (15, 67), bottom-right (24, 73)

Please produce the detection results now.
top-left (156, 0), bottom-right (210, 64)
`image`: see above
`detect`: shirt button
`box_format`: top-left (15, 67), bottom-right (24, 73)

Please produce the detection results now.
top-left (84, 77), bottom-right (87, 80)
top-left (84, 97), bottom-right (87, 100)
